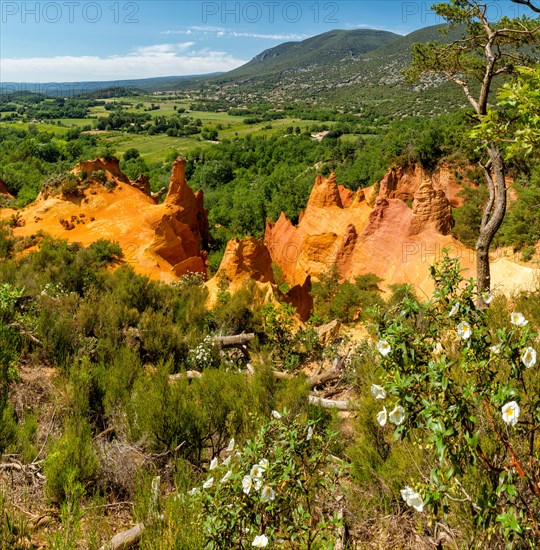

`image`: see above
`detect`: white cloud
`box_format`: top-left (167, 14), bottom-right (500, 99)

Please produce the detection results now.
top-left (135, 42), bottom-right (196, 55)
top-left (162, 27), bottom-right (309, 41)
top-left (1, 48), bottom-right (247, 82)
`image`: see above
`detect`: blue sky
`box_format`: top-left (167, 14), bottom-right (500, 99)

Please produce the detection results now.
top-left (0, 0), bottom-right (532, 82)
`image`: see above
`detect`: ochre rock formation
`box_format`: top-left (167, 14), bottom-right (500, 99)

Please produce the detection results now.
top-left (205, 237), bottom-right (313, 321)
top-left (0, 157), bottom-right (208, 282)
top-left (265, 165), bottom-right (536, 297)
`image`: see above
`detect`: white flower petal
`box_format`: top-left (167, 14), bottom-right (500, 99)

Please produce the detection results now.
top-left (502, 401), bottom-right (520, 427)
top-left (260, 485), bottom-right (275, 502)
top-left (371, 384), bottom-right (387, 400)
top-left (258, 458), bottom-right (269, 471)
top-left (209, 457), bottom-right (218, 471)
top-left (220, 470), bottom-right (232, 483)
top-left (449, 302), bottom-right (460, 317)
top-left (389, 405), bottom-right (405, 425)
top-left (252, 534), bottom-right (268, 547)
top-left (203, 477), bottom-right (214, 489)
top-left (242, 475), bottom-right (252, 494)
top-left (377, 340), bottom-right (391, 356)
top-left (377, 407), bottom-right (387, 427)
top-left (457, 321), bottom-right (471, 340)
top-left (271, 410), bottom-right (282, 419)
top-left (521, 347), bottom-right (536, 368)
top-left (511, 312), bottom-right (528, 327)
top-left (307, 426), bottom-right (313, 440)
top-left (226, 438), bottom-right (235, 452)
top-left (482, 291), bottom-right (493, 304)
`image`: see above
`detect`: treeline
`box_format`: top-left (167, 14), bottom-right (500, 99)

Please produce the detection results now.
top-left (0, 126), bottom-right (101, 204)
top-left (0, 93), bottom-right (101, 120)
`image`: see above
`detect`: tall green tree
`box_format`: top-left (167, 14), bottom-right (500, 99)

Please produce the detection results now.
top-left (405, 0), bottom-right (540, 295)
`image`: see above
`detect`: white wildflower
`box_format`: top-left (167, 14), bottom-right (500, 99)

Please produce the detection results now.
top-left (371, 384), bottom-right (387, 400)
top-left (222, 455), bottom-right (231, 467)
top-left (271, 410), bottom-right (282, 419)
top-left (490, 343), bottom-right (502, 355)
top-left (502, 401), bottom-right (520, 427)
top-left (389, 405), bottom-right (405, 425)
top-left (252, 534), bottom-right (268, 547)
top-left (203, 477), bottom-right (214, 489)
top-left (307, 426), bottom-right (313, 440)
top-left (521, 347), bottom-right (536, 368)
top-left (377, 340), bottom-right (391, 356)
top-left (377, 407), bottom-right (387, 427)
top-left (209, 457), bottom-right (218, 471)
top-left (220, 470), bottom-right (232, 483)
top-left (482, 291), bottom-right (494, 304)
top-left (401, 486), bottom-right (424, 512)
top-left (260, 485), bottom-right (275, 502)
top-left (250, 464), bottom-right (264, 478)
top-left (242, 475), bottom-right (253, 494)
top-left (258, 458), bottom-right (269, 471)
top-left (226, 438), bottom-right (235, 452)
top-left (188, 487), bottom-right (199, 496)
top-left (511, 312), bottom-right (528, 327)
top-left (457, 321), bottom-right (471, 340)
top-left (449, 302), bottom-right (460, 317)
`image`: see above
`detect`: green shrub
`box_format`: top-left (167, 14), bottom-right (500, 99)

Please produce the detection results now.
top-left (44, 417), bottom-right (99, 503)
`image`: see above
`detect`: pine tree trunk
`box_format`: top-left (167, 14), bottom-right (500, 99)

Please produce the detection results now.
top-left (475, 145), bottom-right (507, 293)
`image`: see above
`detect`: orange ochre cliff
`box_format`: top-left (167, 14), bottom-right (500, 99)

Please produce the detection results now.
top-left (0, 157), bottom-right (208, 282)
top-left (265, 165), bottom-right (536, 298)
top-left (0, 161), bottom-right (536, 317)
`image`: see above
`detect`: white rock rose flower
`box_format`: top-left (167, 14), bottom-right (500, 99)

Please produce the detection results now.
top-left (252, 534), bottom-right (268, 548)
top-left (226, 438), bottom-right (235, 452)
top-left (258, 458), bottom-right (269, 471)
top-left (457, 321), bottom-right (471, 340)
top-left (401, 486), bottom-right (424, 512)
top-left (502, 401), bottom-right (520, 427)
top-left (377, 407), bottom-right (387, 427)
top-left (209, 457), bottom-right (218, 471)
top-left (188, 487), bottom-right (199, 495)
top-left (377, 340), bottom-right (391, 356)
top-left (449, 302), bottom-right (460, 317)
top-left (389, 405), bottom-right (405, 425)
top-left (242, 475), bottom-right (253, 494)
top-left (482, 291), bottom-right (493, 304)
top-left (271, 410), bottom-right (282, 419)
top-left (250, 464), bottom-right (264, 478)
top-left (253, 477), bottom-right (263, 491)
top-left (260, 485), bottom-right (275, 502)
top-left (511, 312), bottom-right (528, 327)
top-left (222, 455), bottom-right (231, 467)
top-left (307, 426), bottom-right (313, 440)
top-left (203, 477), bottom-right (214, 489)
top-left (220, 470), bottom-right (232, 483)
top-left (371, 384), bottom-right (387, 400)
top-left (521, 347), bottom-right (536, 368)
top-left (490, 343), bottom-right (502, 355)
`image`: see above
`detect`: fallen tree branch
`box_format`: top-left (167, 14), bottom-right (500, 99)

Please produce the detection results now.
top-left (307, 396), bottom-right (352, 411)
top-left (214, 333), bottom-right (254, 348)
top-left (99, 522), bottom-right (144, 550)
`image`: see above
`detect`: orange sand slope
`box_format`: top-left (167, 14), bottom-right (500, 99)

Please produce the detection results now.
top-left (0, 158), bottom-right (208, 282)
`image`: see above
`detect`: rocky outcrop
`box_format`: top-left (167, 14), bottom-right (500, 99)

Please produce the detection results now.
top-left (1, 157), bottom-right (208, 282)
top-left (264, 166), bottom-right (485, 297)
top-left (205, 237), bottom-right (313, 320)
top-left (73, 157), bottom-right (131, 185)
